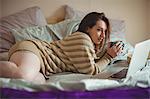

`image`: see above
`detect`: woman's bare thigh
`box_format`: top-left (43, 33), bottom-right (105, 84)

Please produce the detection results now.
top-left (9, 51), bottom-right (41, 79)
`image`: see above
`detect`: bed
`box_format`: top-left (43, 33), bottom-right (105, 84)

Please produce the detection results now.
top-left (0, 5), bottom-right (150, 98)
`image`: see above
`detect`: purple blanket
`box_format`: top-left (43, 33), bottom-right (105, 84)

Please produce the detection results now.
top-left (1, 87), bottom-right (150, 99)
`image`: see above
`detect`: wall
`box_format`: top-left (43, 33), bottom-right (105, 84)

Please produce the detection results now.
top-left (0, 0), bottom-right (2, 18)
top-left (1, 0), bottom-right (149, 45)
top-left (148, 0), bottom-right (150, 39)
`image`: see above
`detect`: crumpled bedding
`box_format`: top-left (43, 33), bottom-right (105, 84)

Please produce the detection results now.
top-left (0, 76), bottom-right (123, 92)
top-left (1, 61), bottom-right (150, 91)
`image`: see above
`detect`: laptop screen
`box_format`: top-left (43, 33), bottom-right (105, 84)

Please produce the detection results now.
top-left (126, 39), bottom-right (150, 77)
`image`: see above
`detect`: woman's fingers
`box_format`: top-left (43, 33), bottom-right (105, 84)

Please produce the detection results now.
top-left (107, 41), bottom-right (125, 58)
top-left (117, 47), bottom-right (122, 55)
top-left (112, 42), bottom-right (124, 55)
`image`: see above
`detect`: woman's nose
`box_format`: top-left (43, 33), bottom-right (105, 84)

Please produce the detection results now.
top-left (100, 31), bottom-right (105, 38)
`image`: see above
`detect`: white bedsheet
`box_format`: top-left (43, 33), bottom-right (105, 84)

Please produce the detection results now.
top-left (1, 60), bottom-right (150, 91)
top-left (0, 74), bottom-right (123, 91)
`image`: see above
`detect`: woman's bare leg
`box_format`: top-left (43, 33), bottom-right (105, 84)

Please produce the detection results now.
top-left (0, 51), bottom-right (46, 84)
top-left (33, 73), bottom-right (46, 84)
top-left (0, 61), bottom-right (19, 77)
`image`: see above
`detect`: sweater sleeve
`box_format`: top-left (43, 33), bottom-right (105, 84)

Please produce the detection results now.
top-left (95, 53), bottom-right (113, 72)
top-left (68, 44), bottom-right (112, 75)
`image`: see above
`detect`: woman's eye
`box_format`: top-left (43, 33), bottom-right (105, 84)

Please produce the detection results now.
top-left (97, 29), bottom-right (101, 31)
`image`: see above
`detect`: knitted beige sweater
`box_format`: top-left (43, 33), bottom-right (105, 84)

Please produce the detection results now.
top-left (9, 32), bottom-right (112, 79)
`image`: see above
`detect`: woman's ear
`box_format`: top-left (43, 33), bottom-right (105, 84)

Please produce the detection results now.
top-left (86, 27), bottom-right (90, 33)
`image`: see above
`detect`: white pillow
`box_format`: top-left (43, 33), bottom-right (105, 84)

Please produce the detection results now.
top-left (0, 6), bottom-right (47, 53)
top-left (65, 5), bottom-right (88, 20)
top-left (11, 25), bottom-right (52, 42)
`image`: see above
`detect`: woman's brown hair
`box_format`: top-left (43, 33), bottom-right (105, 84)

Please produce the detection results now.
top-left (77, 12), bottom-right (111, 57)
top-left (77, 12), bottom-right (110, 43)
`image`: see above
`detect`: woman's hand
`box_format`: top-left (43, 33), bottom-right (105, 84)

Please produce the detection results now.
top-left (107, 41), bottom-right (124, 58)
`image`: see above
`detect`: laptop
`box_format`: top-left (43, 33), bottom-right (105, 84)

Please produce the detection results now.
top-left (126, 39), bottom-right (150, 77)
top-left (93, 39), bottom-right (150, 79)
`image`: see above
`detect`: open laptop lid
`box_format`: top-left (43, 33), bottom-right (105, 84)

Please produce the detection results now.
top-left (126, 39), bottom-right (150, 77)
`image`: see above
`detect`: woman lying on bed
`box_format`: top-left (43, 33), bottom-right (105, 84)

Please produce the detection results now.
top-left (0, 12), bottom-right (124, 84)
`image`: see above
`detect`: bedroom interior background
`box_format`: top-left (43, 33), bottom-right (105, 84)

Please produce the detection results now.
top-left (0, 0), bottom-right (150, 96)
top-left (148, 0), bottom-right (150, 58)
top-left (0, 0), bottom-right (150, 46)
top-left (0, 0), bottom-right (1, 18)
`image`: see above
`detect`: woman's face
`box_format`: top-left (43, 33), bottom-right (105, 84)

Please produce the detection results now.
top-left (87, 20), bottom-right (107, 45)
